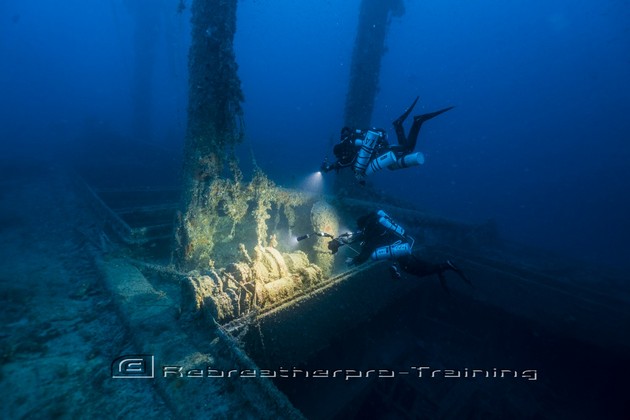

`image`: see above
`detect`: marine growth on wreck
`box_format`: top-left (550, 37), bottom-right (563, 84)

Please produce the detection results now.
top-left (176, 164), bottom-right (342, 324)
top-left (173, 0), bottom-right (354, 323)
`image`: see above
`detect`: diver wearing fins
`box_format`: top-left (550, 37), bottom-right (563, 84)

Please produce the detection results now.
top-left (321, 97), bottom-right (454, 184)
top-left (327, 210), bottom-right (471, 293)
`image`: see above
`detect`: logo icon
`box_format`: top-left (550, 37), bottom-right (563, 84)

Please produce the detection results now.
top-left (111, 355), bottom-right (155, 379)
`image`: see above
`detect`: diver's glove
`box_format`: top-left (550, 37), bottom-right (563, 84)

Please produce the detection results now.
top-left (321, 160), bottom-right (337, 173)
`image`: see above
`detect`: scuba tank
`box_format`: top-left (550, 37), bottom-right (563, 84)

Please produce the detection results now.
top-left (365, 151), bottom-right (396, 176)
top-left (370, 240), bottom-right (412, 261)
top-left (353, 130), bottom-right (382, 176)
top-left (377, 210), bottom-right (405, 237)
top-left (353, 129), bottom-right (365, 146)
top-left (389, 152), bottom-right (425, 170)
top-left (365, 151), bottom-right (425, 176)
top-left (371, 210), bottom-right (414, 260)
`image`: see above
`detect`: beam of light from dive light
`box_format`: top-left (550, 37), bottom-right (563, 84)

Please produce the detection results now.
top-left (300, 171), bottom-right (324, 193)
top-left (286, 231), bottom-right (300, 248)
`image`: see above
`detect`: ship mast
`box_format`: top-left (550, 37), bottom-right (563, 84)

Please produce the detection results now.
top-left (176, 0), bottom-right (243, 268)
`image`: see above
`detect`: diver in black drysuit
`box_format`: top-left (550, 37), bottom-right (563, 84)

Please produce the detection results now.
top-left (328, 211), bottom-right (471, 293)
top-left (320, 127), bottom-right (383, 173)
top-left (320, 97), bottom-right (454, 177)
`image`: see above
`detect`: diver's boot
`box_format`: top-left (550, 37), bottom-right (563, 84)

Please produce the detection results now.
top-left (393, 96), bottom-right (419, 128)
top-left (413, 106), bottom-right (455, 125)
top-left (445, 260), bottom-right (472, 286)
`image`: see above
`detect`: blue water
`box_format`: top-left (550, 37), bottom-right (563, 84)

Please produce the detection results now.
top-left (1, 0), bottom-right (629, 270)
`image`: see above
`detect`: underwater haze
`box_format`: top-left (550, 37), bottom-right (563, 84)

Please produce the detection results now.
top-left (2, 1), bottom-right (630, 418)
top-left (1, 0), bottom-right (629, 271)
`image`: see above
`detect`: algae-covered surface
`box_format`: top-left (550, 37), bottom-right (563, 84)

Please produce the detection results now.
top-left (0, 164), bottom-right (170, 418)
top-left (0, 164), bottom-right (305, 419)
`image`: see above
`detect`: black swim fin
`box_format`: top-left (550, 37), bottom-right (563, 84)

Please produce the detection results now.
top-left (393, 96), bottom-right (419, 127)
top-left (413, 106), bottom-right (455, 124)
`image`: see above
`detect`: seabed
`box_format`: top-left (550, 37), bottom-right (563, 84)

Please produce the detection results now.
top-left (1, 161), bottom-right (629, 419)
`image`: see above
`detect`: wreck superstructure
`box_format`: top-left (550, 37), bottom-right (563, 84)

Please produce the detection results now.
top-left (74, 0), bottom-right (630, 417)
top-left (82, 172), bottom-right (630, 418)
top-left (344, 0), bottom-right (405, 129)
top-left (176, 0), bottom-right (245, 270)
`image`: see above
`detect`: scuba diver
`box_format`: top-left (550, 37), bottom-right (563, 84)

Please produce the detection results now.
top-left (326, 210), bottom-right (471, 293)
top-left (321, 97), bottom-right (454, 183)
